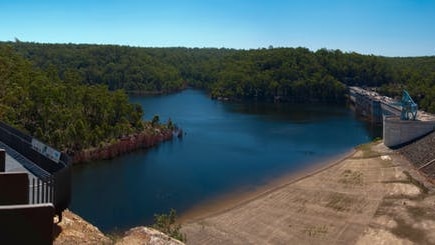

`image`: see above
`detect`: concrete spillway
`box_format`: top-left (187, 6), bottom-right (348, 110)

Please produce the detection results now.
top-left (349, 87), bottom-right (435, 147)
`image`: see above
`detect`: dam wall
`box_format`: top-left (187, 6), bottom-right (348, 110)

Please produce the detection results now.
top-left (349, 87), bottom-right (383, 123)
top-left (383, 116), bottom-right (435, 148)
top-left (349, 86), bottom-right (435, 148)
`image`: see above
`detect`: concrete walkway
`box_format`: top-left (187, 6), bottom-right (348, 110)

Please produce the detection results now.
top-left (5, 153), bottom-right (32, 174)
top-left (3, 151), bottom-right (51, 204)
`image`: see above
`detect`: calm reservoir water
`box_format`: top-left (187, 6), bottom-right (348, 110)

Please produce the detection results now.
top-left (70, 89), bottom-right (381, 232)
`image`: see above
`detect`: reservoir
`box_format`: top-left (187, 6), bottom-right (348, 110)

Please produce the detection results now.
top-left (70, 89), bottom-right (381, 232)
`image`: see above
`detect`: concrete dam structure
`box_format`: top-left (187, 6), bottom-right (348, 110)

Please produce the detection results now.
top-left (349, 87), bottom-right (435, 148)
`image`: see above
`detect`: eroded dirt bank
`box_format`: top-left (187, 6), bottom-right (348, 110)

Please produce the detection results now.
top-left (71, 128), bottom-right (173, 164)
top-left (181, 142), bottom-right (435, 244)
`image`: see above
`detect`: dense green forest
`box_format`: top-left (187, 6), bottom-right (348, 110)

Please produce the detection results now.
top-left (1, 41), bottom-right (434, 152)
top-left (377, 56), bottom-right (435, 113)
top-left (8, 42), bottom-right (186, 93)
top-left (6, 41), bottom-right (435, 113)
top-left (0, 44), bottom-right (152, 152)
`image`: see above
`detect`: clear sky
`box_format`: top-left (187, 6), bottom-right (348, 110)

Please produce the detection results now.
top-left (1, 0), bottom-right (434, 57)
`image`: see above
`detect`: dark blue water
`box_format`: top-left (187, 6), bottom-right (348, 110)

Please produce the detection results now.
top-left (70, 89), bottom-right (381, 232)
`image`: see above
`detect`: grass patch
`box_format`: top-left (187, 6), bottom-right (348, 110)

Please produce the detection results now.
top-left (339, 169), bottom-right (364, 186)
top-left (325, 193), bottom-right (354, 212)
top-left (372, 137), bottom-right (382, 142)
top-left (355, 143), bottom-right (381, 158)
top-left (304, 224), bottom-right (329, 237)
top-left (294, 198), bottom-right (308, 214)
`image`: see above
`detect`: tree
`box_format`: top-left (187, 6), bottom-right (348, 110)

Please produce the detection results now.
top-left (4, 41), bottom-right (435, 113)
top-left (152, 209), bottom-right (186, 242)
top-left (151, 115), bottom-right (160, 127)
top-left (0, 44), bottom-right (152, 151)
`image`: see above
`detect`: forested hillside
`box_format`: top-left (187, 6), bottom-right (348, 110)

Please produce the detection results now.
top-left (3, 41), bottom-right (435, 113)
top-left (379, 56), bottom-right (435, 113)
top-left (0, 45), bottom-right (152, 152)
top-left (8, 42), bottom-right (186, 93)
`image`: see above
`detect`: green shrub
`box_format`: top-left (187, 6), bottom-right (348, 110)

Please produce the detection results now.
top-left (152, 209), bottom-right (186, 242)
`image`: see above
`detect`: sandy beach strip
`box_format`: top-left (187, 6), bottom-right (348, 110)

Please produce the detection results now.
top-left (180, 142), bottom-right (435, 244)
top-left (179, 149), bottom-right (355, 223)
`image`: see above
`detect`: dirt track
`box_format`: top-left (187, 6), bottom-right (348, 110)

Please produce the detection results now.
top-left (181, 142), bottom-right (435, 244)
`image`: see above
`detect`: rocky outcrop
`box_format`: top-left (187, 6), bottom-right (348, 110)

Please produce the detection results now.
top-left (54, 211), bottom-right (185, 245)
top-left (116, 227), bottom-right (185, 245)
top-left (71, 129), bottom-right (173, 164)
top-left (53, 210), bottom-right (112, 244)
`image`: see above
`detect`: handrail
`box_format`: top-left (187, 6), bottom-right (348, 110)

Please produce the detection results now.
top-left (0, 123), bottom-right (68, 173)
top-left (0, 121), bottom-right (71, 217)
top-left (0, 140), bottom-right (50, 179)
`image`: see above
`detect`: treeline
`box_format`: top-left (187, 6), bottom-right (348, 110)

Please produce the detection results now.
top-left (378, 56), bottom-right (435, 113)
top-left (5, 41), bottom-right (435, 112)
top-left (145, 47), bottom-right (396, 102)
top-left (0, 45), bottom-right (152, 152)
top-left (9, 42), bottom-right (185, 93)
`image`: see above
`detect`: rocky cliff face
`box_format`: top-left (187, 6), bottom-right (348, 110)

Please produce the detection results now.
top-left (54, 210), bottom-right (112, 244)
top-left (116, 227), bottom-right (185, 245)
top-left (54, 210), bottom-right (185, 245)
top-left (71, 129), bottom-right (173, 164)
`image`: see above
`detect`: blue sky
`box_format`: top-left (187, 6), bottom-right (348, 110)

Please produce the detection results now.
top-left (1, 0), bottom-right (434, 56)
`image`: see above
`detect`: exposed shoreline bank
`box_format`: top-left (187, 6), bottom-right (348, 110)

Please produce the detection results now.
top-left (180, 141), bottom-right (435, 244)
top-left (70, 127), bottom-right (174, 164)
top-left (56, 147), bottom-right (357, 243)
top-left (56, 140), bottom-right (435, 244)
top-left (179, 149), bottom-right (356, 223)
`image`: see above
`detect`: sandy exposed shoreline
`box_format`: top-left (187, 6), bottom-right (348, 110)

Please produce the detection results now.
top-left (181, 142), bottom-right (435, 244)
top-left (54, 141), bottom-right (435, 244)
top-left (179, 149), bottom-right (355, 223)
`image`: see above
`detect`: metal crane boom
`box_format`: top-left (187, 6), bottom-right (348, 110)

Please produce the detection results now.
top-left (401, 90), bottom-right (418, 120)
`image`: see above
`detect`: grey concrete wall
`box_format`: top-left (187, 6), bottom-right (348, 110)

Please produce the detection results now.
top-left (383, 116), bottom-right (435, 148)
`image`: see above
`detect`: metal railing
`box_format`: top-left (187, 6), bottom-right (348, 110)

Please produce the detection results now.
top-left (0, 122), bottom-right (71, 216)
top-left (30, 177), bottom-right (54, 205)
